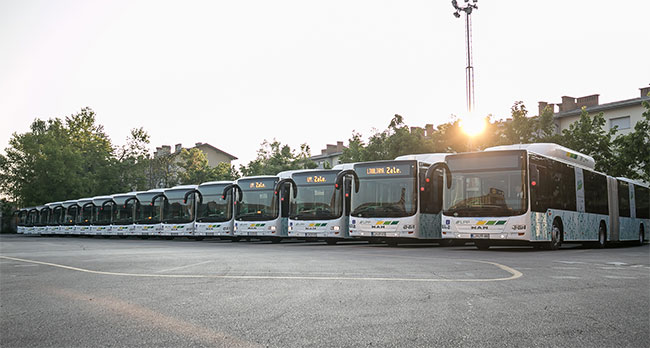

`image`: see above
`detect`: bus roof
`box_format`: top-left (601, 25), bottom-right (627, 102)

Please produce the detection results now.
top-left (485, 143), bottom-right (595, 170)
top-left (394, 153), bottom-right (449, 164)
top-left (198, 180), bottom-right (233, 187)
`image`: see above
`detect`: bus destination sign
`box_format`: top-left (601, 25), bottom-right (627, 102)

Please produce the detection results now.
top-left (357, 163), bottom-right (413, 177)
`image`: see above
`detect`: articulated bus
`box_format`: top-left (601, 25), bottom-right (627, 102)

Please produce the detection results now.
top-left (160, 185), bottom-right (198, 239)
top-left (90, 195), bottom-right (114, 236)
top-left (231, 175), bottom-right (294, 243)
top-left (194, 181), bottom-right (236, 240)
top-left (134, 189), bottom-right (165, 237)
top-left (61, 200), bottom-right (78, 235)
top-left (340, 153), bottom-right (449, 245)
top-left (47, 202), bottom-right (64, 235)
top-left (76, 198), bottom-right (94, 235)
top-left (441, 143), bottom-right (650, 249)
top-left (283, 169), bottom-right (357, 244)
top-left (112, 192), bottom-right (139, 236)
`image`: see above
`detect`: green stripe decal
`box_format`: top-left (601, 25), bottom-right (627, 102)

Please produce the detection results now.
top-left (391, 221), bottom-right (399, 225)
top-left (485, 221), bottom-right (496, 225)
top-left (496, 221), bottom-right (506, 225)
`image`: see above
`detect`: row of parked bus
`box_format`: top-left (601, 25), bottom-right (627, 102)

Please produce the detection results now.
top-left (14, 143), bottom-right (650, 249)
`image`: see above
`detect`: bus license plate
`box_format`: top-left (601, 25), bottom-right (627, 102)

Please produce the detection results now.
top-left (206, 232), bottom-right (213, 236)
top-left (249, 232), bottom-right (257, 236)
top-left (471, 233), bottom-right (489, 239)
top-left (372, 232), bottom-right (386, 237)
top-left (171, 233), bottom-right (178, 236)
top-left (306, 232), bottom-right (317, 237)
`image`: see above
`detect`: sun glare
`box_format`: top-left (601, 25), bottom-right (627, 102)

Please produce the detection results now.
top-left (459, 115), bottom-right (486, 137)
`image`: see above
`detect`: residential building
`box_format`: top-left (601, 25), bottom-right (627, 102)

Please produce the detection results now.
top-left (539, 86), bottom-right (650, 136)
top-left (153, 142), bottom-right (237, 167)
top-left (310, 141), bottom-right (346, 169)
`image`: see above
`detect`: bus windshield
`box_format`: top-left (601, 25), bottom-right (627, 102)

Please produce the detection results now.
top-left (351, 161), bottom-right (418, 218)
top-left (162, 189), bottom-right (195, 223)
top-left (93, 203), bottom-right (113, 225)
top-left (112, 197), bottom-right (135, 225)
top-left (291, 172), bottom-right (342, 220)
top-left (196, 185), bottom-right (232, 222)
top-left (444, 151), bottom-right (527, 217)
top-left (135, 193), bottom-right (163, 224)
top-left (37, 209), bottom-right (49, 226)
top-left (64, 206), bottom-right (78, 225)
top-left (237, 178), bottom-right (278, 221)
top-left (78, 204), bottom-right (94, 225)
top-left (50, 207), bottom-right (64, 225)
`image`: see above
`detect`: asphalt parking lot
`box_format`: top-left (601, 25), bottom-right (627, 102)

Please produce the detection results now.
top-left (1, 235), bottom-right (648, 348)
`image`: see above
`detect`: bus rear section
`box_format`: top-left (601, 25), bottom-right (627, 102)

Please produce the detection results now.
top-left (286, 169), bottom-right (355, 244)
top-left (234, 176), bottom-right (291, 243)
top-left (195, 181), bottom-right (236, 240)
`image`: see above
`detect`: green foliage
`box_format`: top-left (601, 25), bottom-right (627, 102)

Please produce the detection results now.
top-left (557, 107), bottom-right (617, 173)
top-left (610, 98), bottom-right (650, 181)
top-left (177, 148), bottom-right (240, 185)
top-left (114, 127), bottom-right (151, 191)
top-left (0, 108), bottom-right (119, 206)
top-left (240, 139), bottom-right (316, 176)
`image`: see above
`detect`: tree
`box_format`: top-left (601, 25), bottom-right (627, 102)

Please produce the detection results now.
top-left (114, 127), bottom-right (151, 192)
top-left (240, 139), bottom-right (316, 176)
top-left (610, 98), bottom-right (650, 182)
top-left (0, 108), bottom-right (118, 206)
top-left (558, 107), bottom-right (617, 173)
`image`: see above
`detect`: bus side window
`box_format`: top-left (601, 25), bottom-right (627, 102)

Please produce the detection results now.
top-left (618, 181), bottom-right (630, 218)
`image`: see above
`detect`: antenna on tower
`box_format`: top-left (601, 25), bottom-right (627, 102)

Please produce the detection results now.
top-left (452, 0), bottom-right (478, 113)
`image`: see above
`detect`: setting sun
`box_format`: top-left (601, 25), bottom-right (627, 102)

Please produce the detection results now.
top-left (459, 115), bottom-right (486, 137)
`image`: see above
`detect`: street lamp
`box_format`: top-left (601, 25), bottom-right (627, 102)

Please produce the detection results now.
top-left (452, 0), bottom-right (478, 114)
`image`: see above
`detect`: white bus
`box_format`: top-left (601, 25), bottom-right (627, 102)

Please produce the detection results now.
top-left (232, 175), bottom-right (294, 243)
top-left (111, 192), bottom-right (139, 237)
top-left (160, 185), bottom-right (198, 239)
top-left (343, 153), bottom-right (449, 246)
top-left (441, 143), bottom-right (650, 249)
top-left (76, 198), bottom-right (94, 235)
top-left (283, 169), bottom-right (358, 244)
top-left (90, 195), bottom-right (114, 236)
top-left (134, 189), bottom-right (165, 237)
top-left (61, 200), bottom-right (79, 235)
top-left (24, 207), bottom-right (39, 235)
top-left (15, 208), bottom-right (28, 234)
top-left (33, 205), bottom-right (49, 235)
top-left (47, 202), bottom-right (65, 235)
top-left (194, 181), bottom-right (236, 240)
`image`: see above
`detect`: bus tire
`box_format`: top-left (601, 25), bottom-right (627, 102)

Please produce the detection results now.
top-left (638, 224), bottom-right (645, 246)
top-left (596, 222), bottom-right (606, 249)
top-left (547, 220), bottom-right (562, 250)
top-left (475, 241), bottom-right (490, 250)
top-left (326, 239), bottom-right (338, 245)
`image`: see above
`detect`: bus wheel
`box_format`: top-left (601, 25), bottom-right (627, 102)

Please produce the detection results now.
top-left (475, 241), bottom-right (490, 250)
top-left (547, 221), bottom-right (562, 250)
top-left (326, 239), bottom-right (338, 245)
top-left (638, 225), bottom-right (645, 246)
top-left (596, 223), bottom-right (606, 249)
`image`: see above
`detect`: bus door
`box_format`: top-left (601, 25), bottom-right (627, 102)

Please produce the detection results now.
top-left (607, 176), bottom-right (619, 242)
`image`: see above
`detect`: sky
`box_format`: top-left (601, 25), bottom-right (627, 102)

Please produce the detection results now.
top-left (1, 0), bottom-right (648, 166)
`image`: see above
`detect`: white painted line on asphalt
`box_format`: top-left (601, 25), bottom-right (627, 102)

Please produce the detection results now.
top-left (550, 276), bottom-right (581, 279)
top-left (154, 260), bottom-right (213, 273)
top-left (0, 255), bottom-right (523, 282)
top-left (602, 275), bottom-right (638, 279)
top-left (552, 267), bottom-right (582, 270)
